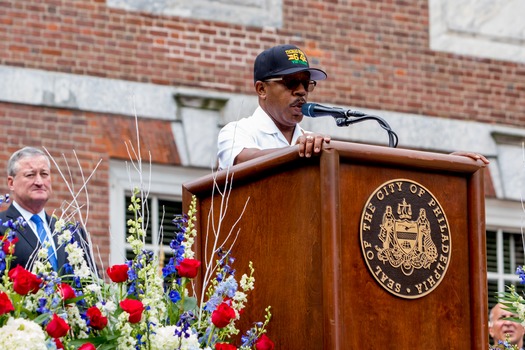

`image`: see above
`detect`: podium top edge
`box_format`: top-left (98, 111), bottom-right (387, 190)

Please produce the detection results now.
top-left (183, 141), bottom-right (486, 193)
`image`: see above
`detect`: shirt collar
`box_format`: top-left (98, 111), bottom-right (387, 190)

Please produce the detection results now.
top-left (13, 201), bottom-right (46, 224)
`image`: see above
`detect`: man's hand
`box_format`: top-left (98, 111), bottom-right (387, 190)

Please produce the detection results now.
top-left (451, 151), bottom-right (490, 165)
top-left (297, 133), bottom-right (331, 157)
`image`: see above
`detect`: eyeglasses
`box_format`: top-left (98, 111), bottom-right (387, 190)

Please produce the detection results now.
top-left (264, 77), bottom-right (317, 92)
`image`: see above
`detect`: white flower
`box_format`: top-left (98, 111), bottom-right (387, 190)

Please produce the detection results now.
top-left (102, 300), bottom-right (117, 313)
top-left (150, 326), bottom-right (203, 350)
top-left (85, 283), bottom-right (102, 294)
top-left (0, 318), bottom-right (47, 350)
top-left (74, 262), bottom-right (92, 279)
top-left (57, 229), bottom-right (72, 245)
top-left (232, 290), bottom-right (248, 310)
top-left (65, 242), bottom-right (84, 264)
top-left (240, 273), bottom-right (255, 291)
top-left (37, 247), bottom-right (49, 260)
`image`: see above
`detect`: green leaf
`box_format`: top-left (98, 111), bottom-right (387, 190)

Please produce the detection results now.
top-left (32, 313), bottom-right (51, 325)
top-left (184, 296), bottom-right (198, 311)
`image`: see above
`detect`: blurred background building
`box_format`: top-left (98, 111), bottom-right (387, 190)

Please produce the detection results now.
top-left (1, 0), bottom-right (525, 309)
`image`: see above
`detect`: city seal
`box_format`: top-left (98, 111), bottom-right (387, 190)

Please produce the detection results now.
top-left (360, 179), bottom-right (451, 299)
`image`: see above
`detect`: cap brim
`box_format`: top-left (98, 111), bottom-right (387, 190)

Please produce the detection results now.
top-left (271, 67), bottom-right (328, 81)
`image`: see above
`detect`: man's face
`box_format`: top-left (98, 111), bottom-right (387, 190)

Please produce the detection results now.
top-left (489, 304), bottom-right (525, 346)
top-left (7, 155), bottom-right (52, 213)
top-left (259, 71), bottom-right (312, 131)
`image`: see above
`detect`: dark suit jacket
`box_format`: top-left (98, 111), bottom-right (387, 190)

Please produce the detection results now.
top-left (0, 204), bottom-right (88, 272)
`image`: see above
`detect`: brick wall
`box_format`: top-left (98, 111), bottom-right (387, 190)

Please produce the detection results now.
top-left (2, 0), bottom-right (525, 126)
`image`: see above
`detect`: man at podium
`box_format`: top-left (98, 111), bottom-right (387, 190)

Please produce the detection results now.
top-left (217, 44), bottom-right (490, 169)
top-left (217, 44), bottom-right (331, 169)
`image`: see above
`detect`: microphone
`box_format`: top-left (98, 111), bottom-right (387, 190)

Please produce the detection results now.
top-left (301, 103), bottom-right (366, 118)
top-left (301, 102), bottom-right (399, 148)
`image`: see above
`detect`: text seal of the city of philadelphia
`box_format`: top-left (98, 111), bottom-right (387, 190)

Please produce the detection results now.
top-left (360, 179), bottom-right (451, 299)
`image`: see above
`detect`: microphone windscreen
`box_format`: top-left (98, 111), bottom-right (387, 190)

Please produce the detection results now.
top-left (301, 103), bottom-right (316, 117)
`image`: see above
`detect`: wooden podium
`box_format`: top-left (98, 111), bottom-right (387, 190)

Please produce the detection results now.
top-left (182, 141), bottom-right (488, 349)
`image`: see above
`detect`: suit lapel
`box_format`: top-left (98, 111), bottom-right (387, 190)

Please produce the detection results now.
top-left (5, 205), bottom-right (38, 250)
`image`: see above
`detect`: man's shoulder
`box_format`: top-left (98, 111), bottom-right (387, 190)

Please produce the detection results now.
top-left (0, 204), bottom-right (20, 219)
top-left (223, 113), bottom-right (260, 127)
top-left (0, 205), bottom-right (22, 233)
top-left (219, 114), bottom-right (263, 138)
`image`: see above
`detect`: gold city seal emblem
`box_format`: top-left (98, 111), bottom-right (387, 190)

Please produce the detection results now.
top-left (360, 179), bottom-right (451, 299)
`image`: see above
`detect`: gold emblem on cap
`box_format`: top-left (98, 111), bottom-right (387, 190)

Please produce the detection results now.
top-left (285, 48), bottom-right (307, 64)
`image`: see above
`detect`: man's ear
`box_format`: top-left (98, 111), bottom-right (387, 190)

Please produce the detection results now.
top-left (255, 81), bottom-right (267, 99)
top-left (7, 176), bottom-right (14, 191)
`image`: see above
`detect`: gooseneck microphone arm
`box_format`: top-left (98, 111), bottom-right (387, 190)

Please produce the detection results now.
top-left (335, 113), bottom-right (399, 148)
top-left (301, 103), bottom-right (399, 148)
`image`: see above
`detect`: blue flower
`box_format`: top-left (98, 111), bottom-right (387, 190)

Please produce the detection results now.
top-left (517, 266), bottom-right (525, 284)
top-left (215, 276), bottom-right (238, 298)
top-left (203, 295), bottom-right (221, 312)
top-left (162, 258), bottom-right (177, 278)
top-left (169, 290), bottom-right (181, 303)
top-left (37, 298), bottom-right (49, 314)
top-left (175, 311), bottom-right (194, 336)
top-left (63, 263), bottom-right (74, 275)
top-left (127, 266), bottom-right (138, 281)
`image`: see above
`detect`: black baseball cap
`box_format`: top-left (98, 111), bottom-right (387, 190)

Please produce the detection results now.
top-left (254, 44), bottom-right (327, 83)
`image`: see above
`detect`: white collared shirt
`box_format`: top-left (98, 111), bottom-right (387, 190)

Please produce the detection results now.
top-left (217, 106), bottom-right (305, 169)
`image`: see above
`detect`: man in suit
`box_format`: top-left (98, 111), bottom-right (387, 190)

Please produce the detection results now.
top-left (490, 303), bottom-right (525, 349)
top-left (0, 146), bottom-right (89, 273)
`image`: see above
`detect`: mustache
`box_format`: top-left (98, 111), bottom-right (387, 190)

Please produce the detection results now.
top-left (290, 98), bottom-right (306, 107)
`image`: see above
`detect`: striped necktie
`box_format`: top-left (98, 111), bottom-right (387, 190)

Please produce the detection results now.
top-left (31, 214), bottom-right (58, 271)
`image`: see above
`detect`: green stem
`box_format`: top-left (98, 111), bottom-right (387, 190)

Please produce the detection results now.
top-left (206, 325), bottom-right (216, 346)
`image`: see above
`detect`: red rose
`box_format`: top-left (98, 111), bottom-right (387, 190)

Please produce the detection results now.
top-left (78, 343), bottom-right (96, 350)
top-left (54, 338), bottom-right (64, 349)
top-left (215, 343), bottom-right (237, 350)
top-left (176, 258), bottom-right (201, 278)
top-left (211, 302), bottom-right (236, 328)
top-left (106, 264), bottom-right (129, 283)
top-left (8, 265), bottom-right (42, 295)
top-left (0, 292), bottom-right (14, 315)
top-left (119, 298), bottom-right (144, 323)
top-left (86, 306), bottom-right (108, 330)
top-left (46, 313), bottom-right (70, 338)
top-left (57, 283), bottom-right (76, 301)
top-left (1, 236), bottom-right (18, 255)
top-left (255, 334), bottom-right (274, 350)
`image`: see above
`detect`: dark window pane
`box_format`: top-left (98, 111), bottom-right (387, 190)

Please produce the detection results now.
top-left (486, 230), bottom-right (497, 273)
top-left (487, 280), bottom-right (499, 311)
top-left (124, 195), bottom-right (182, 262)
top-left (158, 199), bottom-right (184, 247)
top-left (503, 232), bottom-right (511, 274)
top-left (503, 232), bottom-right (525, 274)
top-left (513, 234), bottom-right (525, 272)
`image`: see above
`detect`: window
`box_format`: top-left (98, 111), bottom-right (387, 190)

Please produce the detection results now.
top-left (486, 199), bottom-right (525, 311)
top-left (123, 195), bottom-right (183, 263)
top-left (486, 229), bottom-right (525, 309)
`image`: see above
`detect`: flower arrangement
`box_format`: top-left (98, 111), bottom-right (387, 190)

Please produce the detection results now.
top-left (0, 188), bottom-right (273, 350)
